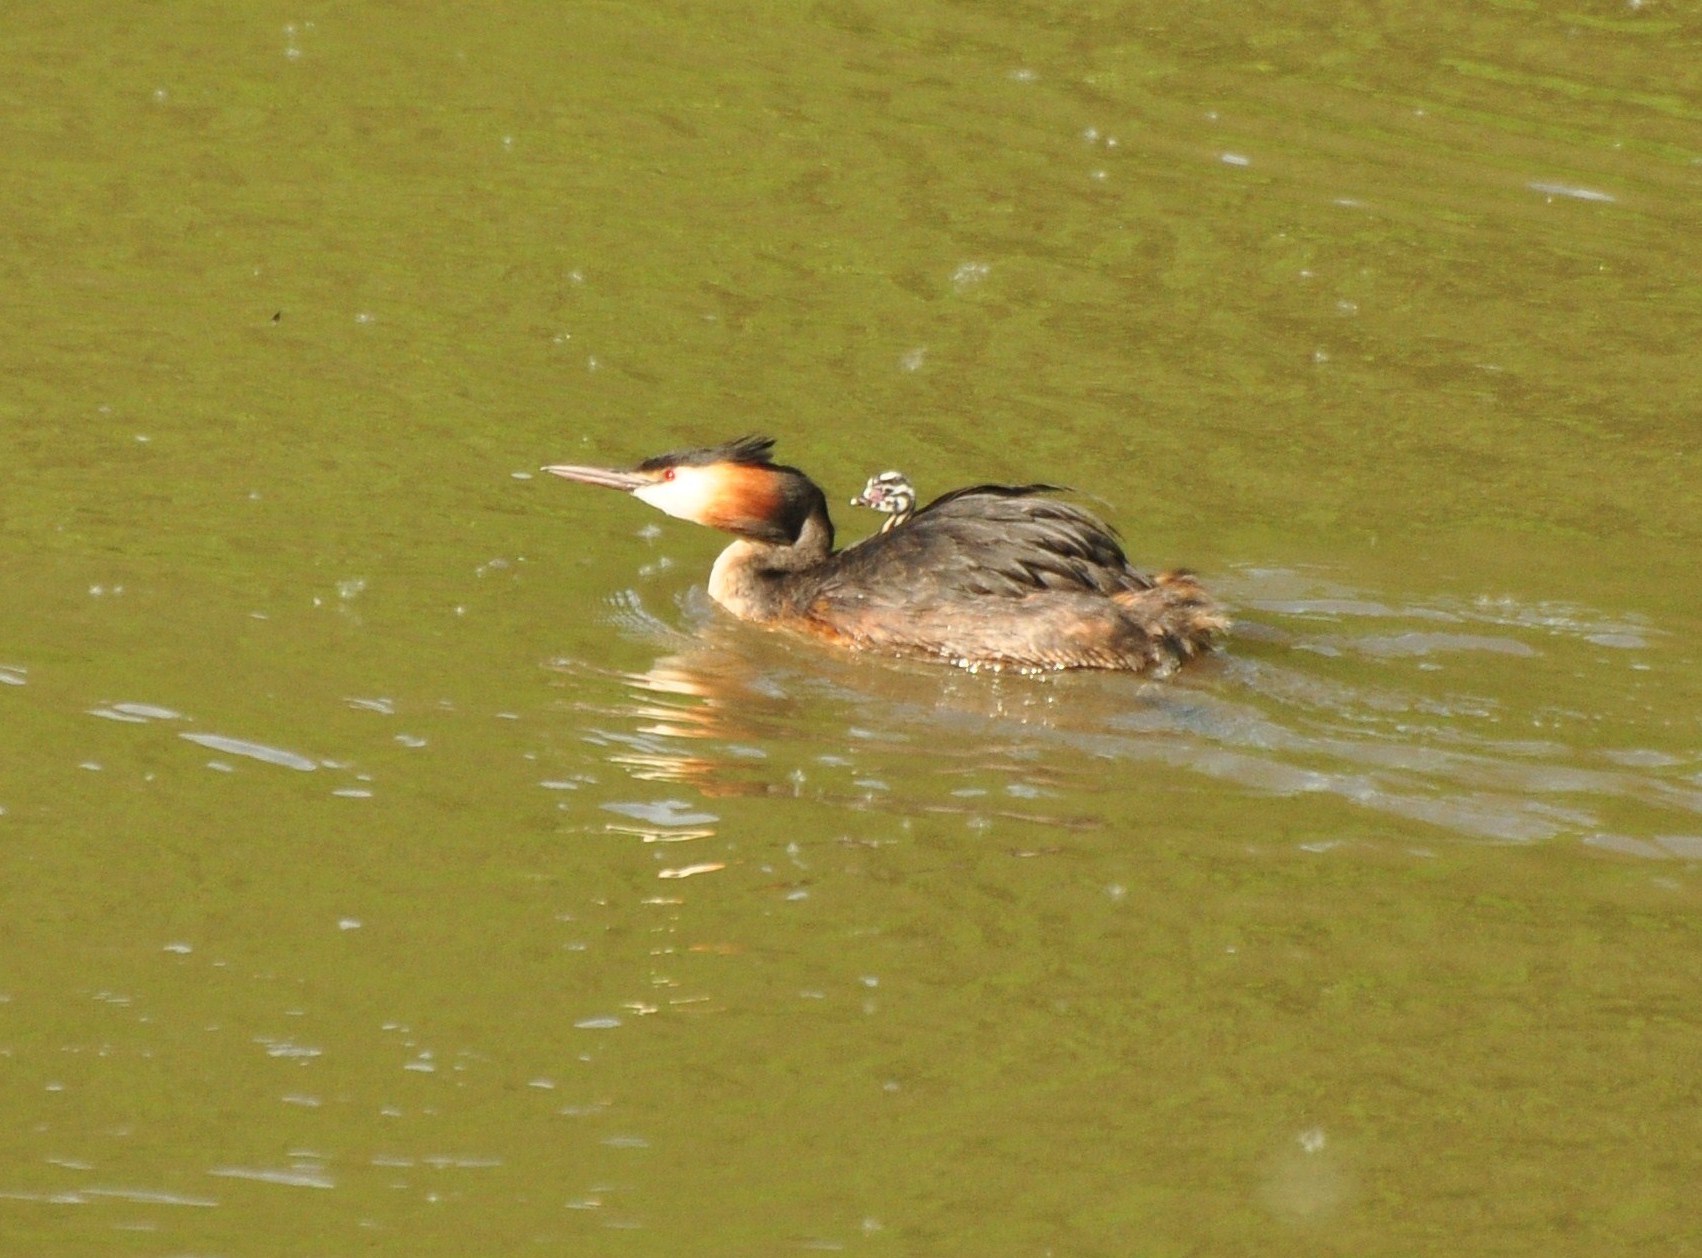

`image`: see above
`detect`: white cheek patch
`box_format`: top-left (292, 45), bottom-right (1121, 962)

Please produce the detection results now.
top-left (633, 466), bottom-right (718, 523)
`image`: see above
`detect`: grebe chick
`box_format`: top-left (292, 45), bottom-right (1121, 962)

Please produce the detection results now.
top-left (543, 436), bottom-right (1228, 675)
top-left (851, 470), bottom-right (917, 532)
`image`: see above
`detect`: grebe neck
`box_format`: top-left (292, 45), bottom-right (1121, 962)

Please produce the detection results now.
top-left (706, 506), bottom-right (834, 622)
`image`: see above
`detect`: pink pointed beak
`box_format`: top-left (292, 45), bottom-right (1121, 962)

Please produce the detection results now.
top-left (541, 463), bottom-right (650, 492)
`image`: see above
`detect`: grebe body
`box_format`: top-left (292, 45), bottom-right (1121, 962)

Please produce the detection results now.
top-left (544, 437), bottom-right (1226, 674)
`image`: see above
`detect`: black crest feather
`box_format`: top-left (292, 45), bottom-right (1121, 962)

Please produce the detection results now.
top-left (638, 435), bottom-right (776, 472)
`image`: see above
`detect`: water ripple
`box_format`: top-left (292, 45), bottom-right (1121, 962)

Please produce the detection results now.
top-left (180, 732), bottom-right (319, 772)
top-left (208, 1165), bottom-right (334, 1189)
top-left (583, 568), bottom-right (1698, 855)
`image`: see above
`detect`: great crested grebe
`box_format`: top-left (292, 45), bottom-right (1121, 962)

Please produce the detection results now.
top-left (851, 470), bottom-right (919, 533)
top-left (543, 436), bottom-right (1228, 674)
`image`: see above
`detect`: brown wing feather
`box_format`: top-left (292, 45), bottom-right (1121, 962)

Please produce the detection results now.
top-left (828, 485), bottom-right (1151, 601)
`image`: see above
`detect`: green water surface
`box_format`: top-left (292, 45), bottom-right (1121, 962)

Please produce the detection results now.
top-left (3, 3), bottom-right (1700, 1254)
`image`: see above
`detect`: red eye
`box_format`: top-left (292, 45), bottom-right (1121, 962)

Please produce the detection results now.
top-left (661, 468), bottom-right (676, 481)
